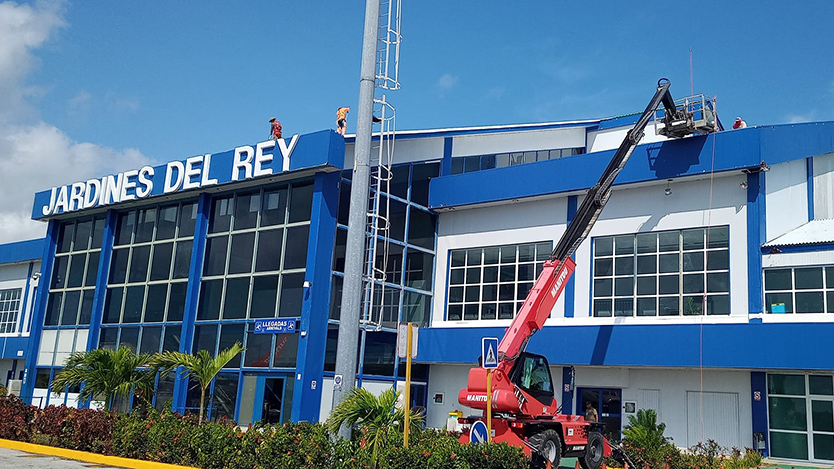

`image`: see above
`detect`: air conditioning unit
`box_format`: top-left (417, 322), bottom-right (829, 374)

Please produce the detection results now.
top-left (8, 379), bottom-right (22, 396)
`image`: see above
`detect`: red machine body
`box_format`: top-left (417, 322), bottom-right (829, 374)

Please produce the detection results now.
top-left (456, 80), bottom-right (713, 469)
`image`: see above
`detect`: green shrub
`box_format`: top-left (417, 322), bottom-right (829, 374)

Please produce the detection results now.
top-left (330, 427), bottom-right (528, 469)
top-left (0, 395), bottom-right (527, 469)
top-left (0, 383), bottom-right (8, 396)
top-left (250, 421), bottom-right (334, 469)
top-left (621, 409), bottom-right (677, 468)
top-left (113, 409), bottom-right (201, 464)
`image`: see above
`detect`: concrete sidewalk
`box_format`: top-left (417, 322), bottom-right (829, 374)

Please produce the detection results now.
top-left (0, 447), bottom-right (120, 468)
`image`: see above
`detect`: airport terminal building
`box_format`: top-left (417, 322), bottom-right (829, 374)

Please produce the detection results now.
top-left (7, 114), bottom-right (834, 464)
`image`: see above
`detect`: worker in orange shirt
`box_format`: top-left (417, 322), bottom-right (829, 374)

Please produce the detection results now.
top-left (336, 107), bottom-right (350, 136)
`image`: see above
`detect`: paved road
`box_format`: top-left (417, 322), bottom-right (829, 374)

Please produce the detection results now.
top-left (0, 447), bottom-right (121, 468)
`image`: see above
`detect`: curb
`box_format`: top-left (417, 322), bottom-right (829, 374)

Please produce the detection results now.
top-left (0, 438), bottom-right (201, 469)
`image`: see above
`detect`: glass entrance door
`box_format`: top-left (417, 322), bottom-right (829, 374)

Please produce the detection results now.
top-left (238, 373), bottom-right (294, 426)
top-left (261, 378), bottom-right (285, 424)
top-left (578, 387), bottom-right (622, 441)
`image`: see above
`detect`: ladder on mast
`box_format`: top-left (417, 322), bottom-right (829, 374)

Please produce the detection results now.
top-left (361, 0), bottom-right (402, 331)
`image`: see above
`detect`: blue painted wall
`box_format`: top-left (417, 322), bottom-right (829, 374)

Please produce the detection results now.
top-left (0, 238), bottom-right (45, 264)
top-left (21, 221), bottom-right (58, 401)
top-left (750, 371), bottom-right (769, 456)
top-left (429, 122), bottom-right (834, 209)
top-left (747, 171), bottom-right (766, 314)
top-left (32, 130), bottom-right (345, 220)
top-left (416, 322), bottom-right (834, 370)
top-left (291, 171), bottom-right (339, 422)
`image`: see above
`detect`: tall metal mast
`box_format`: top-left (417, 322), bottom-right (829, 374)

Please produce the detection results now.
top-left (332, 0), bottom-right (402, 439)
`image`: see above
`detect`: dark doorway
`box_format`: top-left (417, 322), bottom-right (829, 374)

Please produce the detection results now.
top-left (262, 378), bottom-right (285, 424)
top-left (578, 387), bottom-right (622, 441)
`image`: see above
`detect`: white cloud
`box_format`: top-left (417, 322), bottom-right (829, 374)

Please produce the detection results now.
top-left (68, 89), bottom-right (91, 117)
top-left (785, 112), bottom-right (817, 124)
top-left (437, 73), bottom-right (458, 91)
top-left (485, 86), bottom-right (505, 100)
top-left (105, 91), bottom-right (140, 113)
top-left (0, 122), bottom-right (152, 243)
top-left (0, 1), bottom-right (152, 244)
top-left (0, 0), bottom-right (66, 124)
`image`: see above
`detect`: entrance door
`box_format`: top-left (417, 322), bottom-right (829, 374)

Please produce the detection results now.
top-left (262, 378), bottom-right (285, 424)
top-left (578, 387), bottom-right (622, 441)
top-left (244, 374), bottom-right (293, 425)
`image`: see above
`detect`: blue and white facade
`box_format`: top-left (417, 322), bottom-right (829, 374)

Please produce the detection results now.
top-left (0, 239), bottom-right (43, 397)
top-left (13, 112), bottom-right (834, 464)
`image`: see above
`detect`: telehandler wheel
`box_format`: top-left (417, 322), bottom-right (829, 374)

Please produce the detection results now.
top-left (579, 431), bottom-right (605, 469)
top-left (529, 429), bottom-right (561, 469)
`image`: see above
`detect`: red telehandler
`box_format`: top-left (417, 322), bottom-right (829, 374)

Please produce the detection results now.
top-left (457, 79), bottom-right (718, 468)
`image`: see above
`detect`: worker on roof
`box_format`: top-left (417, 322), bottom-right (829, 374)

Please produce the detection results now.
top-left (732, 117), bottom-right (747, 129)
top-left (336, 107), bottom-right (349, 136)
top-left (269, 117), bottom-right (282, 141)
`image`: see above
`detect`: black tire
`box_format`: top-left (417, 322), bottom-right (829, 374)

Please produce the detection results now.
top-left (579, 431), bottom-right (605, 469)
top-left (529, 429), bottom-right (562, 469)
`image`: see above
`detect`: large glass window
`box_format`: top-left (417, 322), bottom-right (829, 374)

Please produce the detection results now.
top-left (43, 217), bottom-right (106, 368)
top-left (328, 162), bottom-right (438, 389)
top-left (446, 241), bottom-right (552, 321)
top-left (592, 226), bottom-right (730, 317)
top-left (196, 182), bottom-right (312, 371)
top-left (106, 202), bottom-right (195, 325)
top-left (769, 373), bottom-right (834, 462)
top-left (99, 202), bottom-right (195, 356)
top-left (451, 147), bottom-right (585, 175)
top-left (47, 216), bottom-right (106, 328)
top-left (764, 266), bottom-right (834, 314)
top-left (330, 162), bottom-right (438, 329)
top-left (0, 288), bottom-right (22, 334)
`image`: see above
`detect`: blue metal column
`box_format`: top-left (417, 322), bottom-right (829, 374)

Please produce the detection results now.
top-left (20, 220), bottom-right (59, 403)
top-left (747, 172), bottom-right (766, 314)
top-left (561, 366), bottom-right (574, 414)
top-left (292, 171), bottom-right (340, 422)
top-left (440, 137), bottom-right (453, 176)
top-left (172, 193), bottom-right (211, 412)
top-left (87, 210), bottom-right (117, 350)
top-left (750, 371), bottom-right (769, 456)
top-left (564, 195), bottom-right (578, 318)
top-left (807, 157), bottom-right (815, 222)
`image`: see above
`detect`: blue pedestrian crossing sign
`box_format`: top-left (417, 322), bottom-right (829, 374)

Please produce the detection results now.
top-left (470, 420), bottom-right (489, 444)
top-left (481, 337), bottom-right (499, 369)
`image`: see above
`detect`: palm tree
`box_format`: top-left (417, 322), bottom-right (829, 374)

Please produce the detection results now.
top-left (150, 342), bottom-right (243, 422)
top-left (327, 387), bottom-right (423, 466)
top-left (51, 346), bottom-right (156, 411)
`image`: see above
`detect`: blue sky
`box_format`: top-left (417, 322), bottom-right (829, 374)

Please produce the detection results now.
top-left (1, 0), bottom-right (833, 242)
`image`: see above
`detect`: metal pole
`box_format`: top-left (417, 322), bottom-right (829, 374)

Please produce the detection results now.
top-left (332, 0), bottom-right (380, 441)
top-left (404, 322), bottom-right (413, 447)
top-left (486, 369), bottom-right (492, 438)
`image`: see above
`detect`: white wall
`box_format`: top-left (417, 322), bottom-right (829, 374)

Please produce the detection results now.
top-left (586, 124), bottom-right (669, 153)
top-left (766, 159), bottom-right (808, 241)
top-left (559, 366), bottom-right (751, 449)
top-left (0, 260), bottom-right (40, 336)
top-left (425, 364), bottom-right (473, 429)
top-left (451, 127), bottom-right (587, 157)
top-left (433, 197), bottom-right (568, 326)
top-left (614, 367), bottom-right (751, 450)
top-left (572, 176), bottom-right (748, 322)
top-left (813, 152), bottom-right (834, 219)
top-left (427, 364), bottom-right (752, 450)
top-left (317, 377), bottom-right (397, 424)
top-left (344, 137), bottom-right (445, 169)
top-left (433, 174), bottom-right (750, 327)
